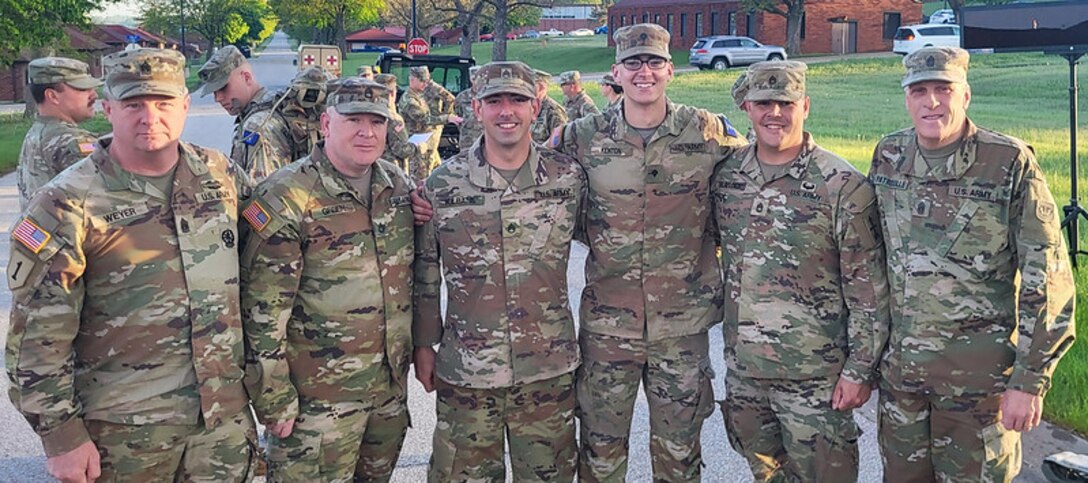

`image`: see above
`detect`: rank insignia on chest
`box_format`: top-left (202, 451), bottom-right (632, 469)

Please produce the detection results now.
top-left (243, 201), bottom-right (271, 231)
top-left (913, 199), bottom-right (931, 218)
top-left (242, 130), bottom-right (261, 146)
top-left (14, 218), bottom-right (51, 253)
top-left (751, 198), bottom-right (768, 216)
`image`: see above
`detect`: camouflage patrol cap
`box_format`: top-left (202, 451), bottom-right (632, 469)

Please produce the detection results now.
top-left (473, 61), bottom-right (536, 100)
top-left (374, 73), bottom-right (397, 89)
top-left (600, 73), bottom-right (619, 87)
top-left (328, 78), bottom-right (392, 119)
top-left (902, 46), bottom-right (969, 88)
top-left (197, 45), bottom-right (247, 97)
top-left (102, 48), bottom-right (188, 100)
top-left (613, 23), bottom-right (672, 62)
top-left (744, 60), bottom-right (807, 102)
top-left (27, 57), bottom-right (102, 89)
top-left (730, 72), bottom-right (749, 108)
top-left (409, 66), bottom-right (431, 81)
top-left (534, 69), bottom-right (552, 84)
top-left (357, 65), bottom-right (374, 77)
top-left (559, 71), bottom-right (581, 85)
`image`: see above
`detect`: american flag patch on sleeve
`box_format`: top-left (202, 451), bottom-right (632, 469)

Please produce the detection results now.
top-left (13, 218), bottom-right (51, 253)
top-left (243, 201), bottom-right (271, 231)
top-left (78, 142), bottom-right (96, 155)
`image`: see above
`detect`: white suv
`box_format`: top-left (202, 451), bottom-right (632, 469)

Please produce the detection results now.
top-left (689, 36), bottom-right (787, 70)
top-left (893, 24), bottom-right (961, 55)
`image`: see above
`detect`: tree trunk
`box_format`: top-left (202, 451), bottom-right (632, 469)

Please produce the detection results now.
top-left (460, 18), bottom-right (477, 58)
top-left (336, 8), bottom-right (349, 55)
top-left (492, 0), bottom-right (509, 61)
top-left (785, 3), bottom-right (804, 56)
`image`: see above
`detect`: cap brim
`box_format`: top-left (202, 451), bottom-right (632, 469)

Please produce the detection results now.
top-left (745, 89), bottom-right (804, 103)
top-left (66, 77), bottom-right (104, 90)
top-left (475, 86), bottom-right (536, 101)
top-left (617, 47), bottom-right (672, 62)
top-left (108, 83), bottom-right (188, 101)
top-left (198, 77), bottom-right (230, 97)
top-left (334, 103), bottom-right (391, 119)
top-left (901, 71), bottom-right (965, 88)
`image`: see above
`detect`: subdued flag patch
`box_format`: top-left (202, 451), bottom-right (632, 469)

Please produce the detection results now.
top-left (78, 142), bottom-right (96, 155)
top-left (13, 218), bottom-right (51, 253)
top-left (243, 201), bottom-right (271, 231)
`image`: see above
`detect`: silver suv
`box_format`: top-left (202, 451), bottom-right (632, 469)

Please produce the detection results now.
top-left (689, 36), bottom-right (787, 70)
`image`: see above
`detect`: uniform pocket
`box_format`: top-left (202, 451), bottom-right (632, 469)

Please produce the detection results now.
top-left (980, 422), bottom-right (1022, 483)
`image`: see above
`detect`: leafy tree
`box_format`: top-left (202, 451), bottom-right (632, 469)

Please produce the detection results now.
top-left (224, 12), bottom-right (250, 44)
top-left (271, 0), bottom-right (383, 54)
top-left (740, 0), bottom-right (804, 56)
top-left (0, 0), bottom-right (101, 66)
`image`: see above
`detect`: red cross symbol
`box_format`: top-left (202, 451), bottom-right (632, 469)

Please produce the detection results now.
top-left (326, 55), bottom-right (339, 66)
top-left (302, 54), bottom-right (315, 65)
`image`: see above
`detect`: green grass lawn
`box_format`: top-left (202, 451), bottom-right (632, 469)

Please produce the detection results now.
top-left (0, 113), bottom-right (110, 174)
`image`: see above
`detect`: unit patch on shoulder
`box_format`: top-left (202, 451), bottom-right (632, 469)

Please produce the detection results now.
top-left (243, 201), bottom-right (271, 231)
top-left (242, 130), bottom-right (261, 146)
top-left (13, 218), bottom-right (51, 253)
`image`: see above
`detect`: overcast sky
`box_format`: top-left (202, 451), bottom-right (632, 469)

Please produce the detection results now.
top-left (90, 0), bottom-right (142, 25)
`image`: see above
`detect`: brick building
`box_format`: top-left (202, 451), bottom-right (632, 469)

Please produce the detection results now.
top-left (607, 0), bottom-right (923, 54)
top-left (1, 27), bottom-right (110, 102)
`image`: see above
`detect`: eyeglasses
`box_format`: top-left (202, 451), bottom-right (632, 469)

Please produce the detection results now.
top-left (621, 56), bottom-right (669, 71)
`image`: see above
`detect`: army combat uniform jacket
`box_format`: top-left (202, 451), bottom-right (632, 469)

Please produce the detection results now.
top-left (16, 116), bottom-right (97, 210)
top-left (7, 138), bottom-right (252, 456)
top-left (553, 99), bottom-right (747, 341)
top-left (870, 120), bottom-right (1076, 397)
top-left (399, 89), bottom-right (448, 180)
top-left (232, 87), bottom-right (295, 181)
top-left (454, 88), bottom-right (483, 150)
top-left (532, 96), bottom-right (568, 144)
top-left (385, 109), bottom-right (421, 176)
top-left (414, 141), bottom-right (586, 388)
top-left (564, 90), bottom-right (599, 121)
top-left (240, 144), bottom-right (415, 424)
top-left (713, 133), bottom-right (890, 383)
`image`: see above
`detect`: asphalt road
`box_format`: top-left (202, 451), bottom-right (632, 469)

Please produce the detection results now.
top-left (0, 31), bottom-right (1083, 483)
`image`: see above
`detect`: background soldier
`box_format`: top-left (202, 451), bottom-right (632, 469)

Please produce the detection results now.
top-left (530, 70), bottom-right (568, 143)
top-left (454, 65), bottom-right (483, 149)
top-left (413, 61), bottom-right (584, 483)
top-left (375, 73), bottom-right (421, 176)
top-left (241, 78), bottom-right (415, 482)
top-left (399, 66), bottom-right (461, 180)
top-left (560, 70), bottom-right (599, 120)
top-left (871, 46), bottom-right (1076, 482)
top-left (358, 65), bottom-right (375, 79)
top-left (17, 57), bottom-right (101, 210)
top-left (278, 67), bottom-right (333, 162)
top-left (714, 61), bottom-right (890, 482)
top-left (198, 45), bottom-right (292, 180)
top-left (550, 23), bottom-right (747, 482)
top-left (7, 48), bottom-right (254, 483)
top-left (598, 74), bottom-right (623, 108)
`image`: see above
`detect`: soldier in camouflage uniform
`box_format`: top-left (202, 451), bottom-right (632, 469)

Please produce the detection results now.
top-left (278, 67), bottom-right (334, 163)
top-left (713, 61), bottom-right (890, 482)
top-left (7, 48), bottom-right (255, 483)
top-left (357, 65), bottom-right (375, 79)
top-left (198, 45), bottom-right (293, 181)
top-left (399, 66), bottom-right (462, 180)
top-left (375, 73), bottom-right (421, 176)
top-left (549, 24), bottom-right (748, 482)
top-left (530, 70), bottom-right (568, 144)
top-left (559, 70), bottom-right (599, 120)
top-left (413, 61), bottom-right (584, 483)
top-left (454, 65), bottom-right (484, 150)
top-left (598, 74), bottom-right (623, 109)
top-left (240, 78), bottom-right (415, 483)
top-left (17, 57), bottom-right (102, 210)
top-left (871, 46), bottom-right (1076, 483)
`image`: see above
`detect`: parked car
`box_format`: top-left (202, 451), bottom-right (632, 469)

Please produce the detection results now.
top-left (688, 35), bottom-right (786, 70)
top-left (568, 28), bottom-right (594, 37)
top-left (352, 44), bottom-right (392, 53)
top-left (506, 33), bottom-right (517, 40)
top-left (929, 9), bottom-right (956, 24)
top-left (594, 25), bottom-right (608, 35)
top-left (893, 24), bottom-right (961, 55)
top-left (523, 30), bottom-right (540, 39)
top-left (236, 44), bottom-right (252, 58)
top-left (480, 33), bottom-right (494, 42)
top-left (540, 28), bottom-right (565, 37)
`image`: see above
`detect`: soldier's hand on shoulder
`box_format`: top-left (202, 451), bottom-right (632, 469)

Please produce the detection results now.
top-left (46, 440), bottom-right (100, 483)
top-left (1001, 389), bottom-right (1043, 432)
top-left (267, 418), bottom-right (296, 438)
top-left (411, 184), bottom-right (434, 225)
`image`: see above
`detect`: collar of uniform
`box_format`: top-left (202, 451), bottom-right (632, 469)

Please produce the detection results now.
top-left (904, 118), bottom-right (979, 181)
top-left (35, 115), bottom-right (74, 127)
top-left (313, 141), bottom-right (395, 203)
top-left (610, 98), bottom-right (682, 146)
top-left (94, 138), bottom-right (205, 198)
top-left (466, 137), bottom-right (546, 192)
top-left (238, 86), bottom-right (269, 120)
top-left (738, 131), bottom-right (818, 184)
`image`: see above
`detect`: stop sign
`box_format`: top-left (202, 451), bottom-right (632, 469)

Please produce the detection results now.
top-left (407, 38), bottom-right (430, 55)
